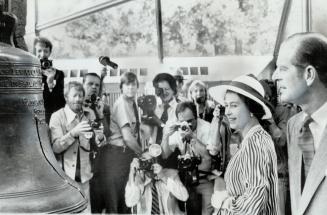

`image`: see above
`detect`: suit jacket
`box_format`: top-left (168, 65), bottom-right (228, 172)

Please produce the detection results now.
top-left (287, 111), bottom-right (327, 215)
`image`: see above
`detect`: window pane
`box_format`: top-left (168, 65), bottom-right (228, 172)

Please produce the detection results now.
top-left (37, 0), bottom-right (110, 25)
top-left (38, 0), bottom-right (157, 58)
top-left (162, 0), bottom-right (285, 56)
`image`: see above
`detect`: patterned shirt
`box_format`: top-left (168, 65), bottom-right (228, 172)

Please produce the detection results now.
top-left (221, 125), bottom-right (279, 215)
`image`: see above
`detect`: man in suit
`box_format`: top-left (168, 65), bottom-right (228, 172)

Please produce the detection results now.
top-left (273, 32), bottom-right (327, 215)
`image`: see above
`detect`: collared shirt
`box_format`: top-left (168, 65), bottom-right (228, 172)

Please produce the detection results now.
top-left (155, 98), bottom-right (178, 125)
top-left (49, 105), bottom-right (96, 183)
top-left (109, 95), bottom-right (138, 147)
top-left (125, 169), bottom-right (188, 215)
top-left (308, 102), bottom-right (327, 150)
top-left (168, 118), bottom-right (213, 171)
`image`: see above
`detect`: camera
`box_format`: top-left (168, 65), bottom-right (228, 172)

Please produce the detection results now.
top-left (89, 120), bottom-right (100, 129)
top-left (40, 58), bottom-right (53, 70)
top-left (178, 154), bottom-right (201, 171)
top-left (85, 94), bottom-right (99, 109)
top-left (176, 121), bottom-right (192, 132)
top-left (137, 95), bottom-right (159, 125)
top-left (137, 95), bottom-right (157, 117)
top-left (138, 144), bottom-right (162, 172)
top-left (155, 87), bottom-right (164, 97)
top-left (178, 154), bottom-right (201, 186)
top-left (138, 158), bottom-right (155, 172)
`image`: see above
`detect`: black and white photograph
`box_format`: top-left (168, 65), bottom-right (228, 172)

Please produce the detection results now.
top-left (0, 0), bottom-right (327, 214)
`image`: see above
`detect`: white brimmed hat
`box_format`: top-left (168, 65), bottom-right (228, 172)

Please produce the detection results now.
top-left (208, 74), bottom-right (272, 119)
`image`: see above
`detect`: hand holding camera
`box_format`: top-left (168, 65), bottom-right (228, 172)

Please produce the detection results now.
top-left (70, 121), bottom-right (92, 138)
top-left (94, 124), bottom-right (106, 147)
top-left (40, 58), bottom-right (56, 92)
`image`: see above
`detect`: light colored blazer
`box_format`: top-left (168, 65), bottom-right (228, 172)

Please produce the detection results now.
top-left (287, 112), bottom-right (327, 215)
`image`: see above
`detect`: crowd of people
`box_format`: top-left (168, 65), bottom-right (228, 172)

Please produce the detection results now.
top-left (34, 32), bottom-right (327, 215)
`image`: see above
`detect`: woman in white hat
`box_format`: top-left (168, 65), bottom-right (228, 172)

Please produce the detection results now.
top-left (208, 74), bottom-right (279, 215)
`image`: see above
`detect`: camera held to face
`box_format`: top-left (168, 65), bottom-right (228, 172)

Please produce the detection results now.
top-left (138, 158), bottom-right (155, 172)
top-left (137, 95), bottom-right (157, 117)
top-left (137, 144), bottom-right (162, 173)
top-left (178, 153), bottom-right (201, 171)
top-left (40, 58), bottom-right (53, 70)
top-left (176, 121), bottom-right (192, 132)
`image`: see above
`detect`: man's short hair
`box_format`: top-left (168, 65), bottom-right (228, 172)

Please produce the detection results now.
top-left (175, 101), bottom-right (197, 118)
top-left (286, 32), bottom-right (327, 87)
top-left (83, 72), bottom-right (101, 83)
top-left (120, 72), bottom-right (139, 90)
top-left (34, 37), bottom-right (53, 53)
top-left (64, 81), bottom-right (85, 99)
top-left (152, 73), bottom-right (177, 95)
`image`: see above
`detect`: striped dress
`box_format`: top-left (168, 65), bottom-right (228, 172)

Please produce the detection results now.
top-left (220, 125), bottom-right (279, 215)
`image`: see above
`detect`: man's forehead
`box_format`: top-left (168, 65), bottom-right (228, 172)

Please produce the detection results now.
top-left (35, 42), bottom-right (49, 49)
top-left (277, 42), bottom-right (298, 64)
top-left (177, 108), bottom-right (194, 120)
top-left (85, 75), bottom-right (100, 83)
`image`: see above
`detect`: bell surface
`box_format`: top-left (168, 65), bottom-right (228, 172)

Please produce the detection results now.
top-left (0, 41), bottom-right (87, 213)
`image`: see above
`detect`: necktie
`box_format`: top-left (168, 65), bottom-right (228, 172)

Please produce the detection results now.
top-left (133, 102), bottom-right (141, 146)
top-left (156, 103), bottom-right (170, 145)
top-left (151, 180), bottom-right (160, 214)
top-left (73, 115), bottom-right (82, 182)
top-left (297, 115), bottom-right (315, 185)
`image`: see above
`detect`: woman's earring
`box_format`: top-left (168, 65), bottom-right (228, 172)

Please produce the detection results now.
top-left (250, 113), bottom-right (254, 118)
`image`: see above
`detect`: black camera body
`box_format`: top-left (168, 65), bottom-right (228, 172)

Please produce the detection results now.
top-left (178, 155), bottom-right (201, 171)
top-left (176, 121), bottom-right (192, 132)
top-left (40, 58), bottom-right (53, 70)
top-left (85, 94), bottom-right (101, 130)
top-left (137, 95), bottom-right (160, 126)
top-left (138, 158), bottom-right (156, 172)
top-left (155, 88), bottom-right (164, 97)
top-left (89, 120), bottom-right (100, 129)
top-left (178, 154), bottom-right (201, 186)
top-left (137, 95), bottom-right (157, 116)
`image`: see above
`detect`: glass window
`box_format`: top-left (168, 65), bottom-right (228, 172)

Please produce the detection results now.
top-left (120, 69), bottom-right (128, 75)
top-left (37, 0), bottom-right (110, 25)
top-left (110, 69), bottom-right (118, 77)
top-left (180, 67), bottom-right (189, 75)
top-left (140, 68), bottom-right (148, 76)
top-left (38, 0), bottom-right (157, 58)
top-left (190, 67), bottom-right (198, 75)
top-left (200, 67), bottom-right (208, 75)
top-left (70, 69), bottom-right (79, 77)
top-left (161, 0), bottom-right (285, 57)
top-left (130, 68), bottom-right (138, 74)
top-left (80, 69), bottom-right (88, 77)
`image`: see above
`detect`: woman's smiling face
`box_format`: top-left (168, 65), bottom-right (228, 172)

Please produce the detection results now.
top-left (224, 91), bottom-right (251, 132)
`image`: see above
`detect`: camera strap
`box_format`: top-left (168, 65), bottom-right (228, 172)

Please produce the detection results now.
top-left (132, 102), bottom-right (141, 147)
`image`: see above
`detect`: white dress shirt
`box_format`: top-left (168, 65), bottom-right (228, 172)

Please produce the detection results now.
top-left (125, 169), bottom-right (188, 215)
top-left (307, 102), bottom-right (327, 150)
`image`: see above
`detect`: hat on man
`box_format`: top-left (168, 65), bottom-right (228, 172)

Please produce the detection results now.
top-left (208, 74), bottom-right (272, 119)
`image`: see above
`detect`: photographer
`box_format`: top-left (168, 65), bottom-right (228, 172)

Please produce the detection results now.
top-left (81, 72), bottom-right (112, 213)
top-left (125, 148), bottom-right (188, 215)
top-left (103, 72), bottom-right (142, 213)
top-left (188, 80), bottom-right (215, 122)
top-left (34, 37), bottom-right (65, 124)
top-left (162, 101), bottom-right (220, 215)
top-left (49, 81), bottom-right (106, 212)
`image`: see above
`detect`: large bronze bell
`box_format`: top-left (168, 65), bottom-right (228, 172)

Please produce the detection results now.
top-left (0, 5), bottom-right (87, 213)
